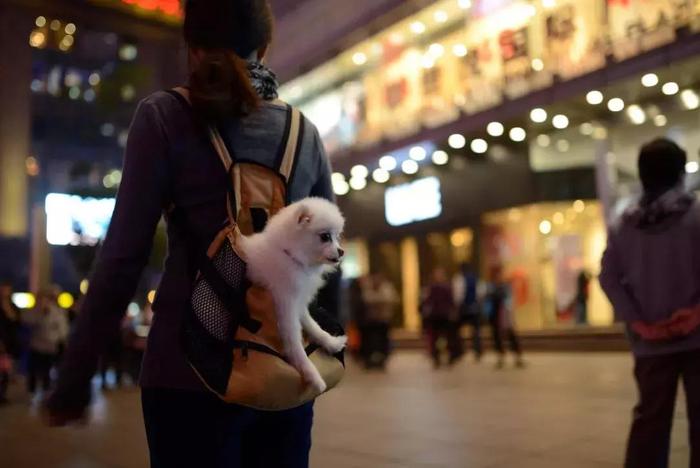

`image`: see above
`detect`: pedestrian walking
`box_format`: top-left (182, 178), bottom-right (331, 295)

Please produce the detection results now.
top-left (484, 266), bottom-right (524, 369)
top-left (45, 2), bottom-right (337, 467)
top-left (360, 273), bottom-right (398, 369)
top-left (453, 263), bottom-right (483, 361)
top-left (422, 267), bottom-right (462, 368)
top-left (24, 291), bottom-right (69, 395)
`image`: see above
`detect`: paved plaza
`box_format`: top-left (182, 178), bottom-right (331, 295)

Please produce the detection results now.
top-left (0, 352), bottom-right (692, 467)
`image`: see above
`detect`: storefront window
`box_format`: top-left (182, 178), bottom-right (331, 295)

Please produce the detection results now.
top-left (482, 200), bottom-right (612, 331)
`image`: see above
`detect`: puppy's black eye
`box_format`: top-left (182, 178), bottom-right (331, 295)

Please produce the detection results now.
top-left (319, 232), bottom-right (332, 243)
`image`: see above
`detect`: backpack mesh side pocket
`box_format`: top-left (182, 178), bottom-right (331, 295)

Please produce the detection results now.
top-left (183, 239), bottom-right (248, 395)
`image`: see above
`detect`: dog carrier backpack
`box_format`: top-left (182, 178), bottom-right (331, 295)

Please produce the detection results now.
top-left (167, 88), bottom-right (345, 411)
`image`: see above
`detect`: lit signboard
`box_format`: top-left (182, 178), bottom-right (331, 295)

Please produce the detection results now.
top-left (46, 193), bottom-right (116, 246)
top-left (385, 177), bottom-right (442, 226)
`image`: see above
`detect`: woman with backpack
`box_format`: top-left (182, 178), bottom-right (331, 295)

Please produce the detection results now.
top-left (45, 1), bottom-right (335, 467)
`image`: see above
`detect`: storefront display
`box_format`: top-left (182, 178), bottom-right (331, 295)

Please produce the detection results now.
top-left (481, 201), bottom-right (612, 330)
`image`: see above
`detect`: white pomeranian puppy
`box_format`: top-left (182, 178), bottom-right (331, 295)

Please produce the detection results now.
top-left (239, 197), bottom-right (348, 392)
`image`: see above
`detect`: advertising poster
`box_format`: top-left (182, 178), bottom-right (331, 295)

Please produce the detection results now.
top-left (552, 234), bottom-right (583, 322)
top-left (500, 26), bottom-right (533, 99)
top-left (608, 0), bottom-right (677, 60)
top-left (457, 39), bottom-right (503, 114)
top-left (420, 52), bottom-right (461, 128)
top-left (300, 81), bottom-right (367, 154)
top-left (544, 0), bottom-right (606, 80)
top-left (381, 49), bottom-right (423, 139)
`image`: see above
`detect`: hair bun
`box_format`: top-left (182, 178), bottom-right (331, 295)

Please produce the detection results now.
top-left (184, 0), bottom-right (273, 58)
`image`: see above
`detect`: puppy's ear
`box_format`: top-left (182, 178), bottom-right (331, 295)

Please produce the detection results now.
top-left (296, 204), bottom-right (312, 226)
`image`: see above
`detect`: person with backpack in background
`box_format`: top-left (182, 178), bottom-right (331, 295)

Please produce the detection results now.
top-left (484, 265), bottom-right (525, 369)
top-left (453, 263), bottom-right (483, 362)
top-left (600, 138), bottom-right (700, 468)
top-left (45, 1), bottom-right (336, 467)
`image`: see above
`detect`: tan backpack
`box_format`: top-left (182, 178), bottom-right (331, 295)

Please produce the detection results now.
top-left (168, 88), bottom-right (345, 411)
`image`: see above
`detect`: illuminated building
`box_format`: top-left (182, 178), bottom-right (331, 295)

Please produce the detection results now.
top-left (276, 0), bottom-right (700, 333)
top-left (0, 0), bottom-right (181, 289)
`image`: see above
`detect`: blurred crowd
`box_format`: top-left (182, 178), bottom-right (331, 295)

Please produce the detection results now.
top-left (0, 283), bottom-right (149, 405)
top-left (345, 263), bottom-right (525, 371)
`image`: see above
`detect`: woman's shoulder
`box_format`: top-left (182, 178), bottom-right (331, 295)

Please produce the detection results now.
top-left (139, 89), bottom-right (188, 113)
top-left (130, 89), bottom-right (197, 137)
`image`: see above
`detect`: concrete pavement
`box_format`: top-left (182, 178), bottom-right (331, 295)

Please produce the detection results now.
top-left (0, 352), bottom-right (692, 467)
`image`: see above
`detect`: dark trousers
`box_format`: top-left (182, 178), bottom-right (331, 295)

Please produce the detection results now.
top-left (360, 322), bottom-right (390, 368)
top-left (27, 350), bottom-right (53, 394)
top-left (428, 318), bottom-right (463, 365)
top-left (463, 313), bottom-right (483, 357)
top-left (626, 349), bottom-right (700, 468)
top-left (489, 316), bottom-right (521, 355)
top-left (0, 371), bottom-right (8, 401)
top-left (141, 388), bottom-right (313, 468)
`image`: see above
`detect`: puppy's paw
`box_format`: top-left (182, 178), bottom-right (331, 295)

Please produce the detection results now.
top-left (308, 375), bottom-right (327, 394)
top-left (322, 335), bottom-right (348, 354)
top-left (302, 366), bottom-right (327, 393)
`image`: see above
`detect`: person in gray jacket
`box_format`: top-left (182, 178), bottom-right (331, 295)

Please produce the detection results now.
top-left (600, 138), bottom-right (700, 468)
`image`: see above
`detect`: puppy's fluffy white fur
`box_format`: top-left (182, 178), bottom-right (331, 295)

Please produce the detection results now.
top-left (239, 197), bottom-right (347, 392)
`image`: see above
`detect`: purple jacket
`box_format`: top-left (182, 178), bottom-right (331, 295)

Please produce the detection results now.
top-left (600, 188), bottom-right (700, 357)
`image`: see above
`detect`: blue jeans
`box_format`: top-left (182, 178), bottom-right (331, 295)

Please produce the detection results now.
top-left (142, 388), bottom-right (313, 468)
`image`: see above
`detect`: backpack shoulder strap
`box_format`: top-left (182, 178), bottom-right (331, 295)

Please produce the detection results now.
top-left (273, 101), bottom-right (304, 185)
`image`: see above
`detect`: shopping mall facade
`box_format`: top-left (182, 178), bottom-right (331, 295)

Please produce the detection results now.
top-left (276, 0), bottom-right (700, 333)
top-left (2, 0), bottom-right (700, 335)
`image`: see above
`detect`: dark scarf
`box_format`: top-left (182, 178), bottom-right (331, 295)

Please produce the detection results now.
top-left (624, 185), bottom-right (696, 230)
top-left (247, 61), bottom-right (279, 101)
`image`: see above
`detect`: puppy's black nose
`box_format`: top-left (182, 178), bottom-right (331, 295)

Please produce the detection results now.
top-left (338, 248), bottom-right (345, 258)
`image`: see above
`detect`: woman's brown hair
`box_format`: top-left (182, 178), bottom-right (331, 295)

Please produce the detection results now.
top-left (183, 0), bottom-right (274, 120)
